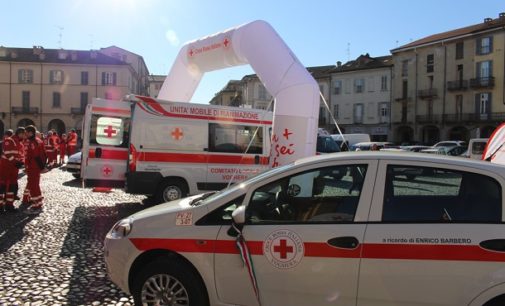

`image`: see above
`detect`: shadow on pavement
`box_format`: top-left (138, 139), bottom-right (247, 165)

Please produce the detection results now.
top-left (62, 178), bottom-right (83, 188)
top-left (0, 211), bottom-right (38, 253)
top-left (60, 203), bottom-right (146, 303)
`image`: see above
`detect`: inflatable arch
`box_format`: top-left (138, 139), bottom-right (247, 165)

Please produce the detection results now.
top-left (158, 20), bottom-right (319, 167)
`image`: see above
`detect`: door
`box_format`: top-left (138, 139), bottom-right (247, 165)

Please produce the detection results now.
top-left (206, 122), bottom-right (269, 191)
top-left (82, 99), bottom-right (131, 187)
top-left (215, 161), bottom-right (378, 306)
top-left (358, 161), bottom-right (505, 306)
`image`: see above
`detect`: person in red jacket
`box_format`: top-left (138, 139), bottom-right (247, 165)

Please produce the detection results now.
top-left (21, 134), bottom-right (31, 204)
top-left (0, 129), bottom-right (22, 212)
top-left (10, 127), bottom-right (26, 206)
top-left (67, 129), bottom-right (78, 156)
top-left (46, 130), bottom-right (57, 167)
top-left (59, 133), bottom-right (67, 165)
top-left (24, 125), bottom-right (47, 214)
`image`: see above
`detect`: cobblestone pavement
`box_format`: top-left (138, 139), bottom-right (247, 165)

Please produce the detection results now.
top-left (0, 167), bottom-right (149, 305)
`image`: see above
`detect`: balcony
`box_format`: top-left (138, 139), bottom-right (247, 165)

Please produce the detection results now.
top-left (470, 77), bottom-right (495, 89)
top-left (443, 112), bottom-right (505, 123)
top-left (417, 88), bottom-right (438, 100)
top-left (416, 114), bottom-right (441, 124)
top-left (394, 96), bottom-right (411, 102)
top-left (70, 107), bottom-right (85, 115)
top-left (447, 80), bottom-right (468, 91)
top-left (11, 106), bottom-right (39, 114)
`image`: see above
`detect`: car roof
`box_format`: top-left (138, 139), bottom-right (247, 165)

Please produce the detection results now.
top-left (293, 151), bottom-right (505, 174)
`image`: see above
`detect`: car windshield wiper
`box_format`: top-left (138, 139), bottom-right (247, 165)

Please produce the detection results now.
top-left (190, 191), bottom-right (217, 206)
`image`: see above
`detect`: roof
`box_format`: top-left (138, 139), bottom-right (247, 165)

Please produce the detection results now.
top-left (334, 54), bottom-right (393, 73)
top-left (0, 47), bottom-right (127, 65)
top-left (148, 75), bottom-right (166, 82)
top-left (392, 15), bottom-right (505, 52)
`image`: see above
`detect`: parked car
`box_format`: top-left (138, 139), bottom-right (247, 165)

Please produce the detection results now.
top-left (331, 133), bottom-right (371, 151)
top-left (105, 152), bottom-right (505, 306)
top-left (433, 140), bottom-right (467, 148)
top-left (64, 151), bottom-right (81, 179)
top-left (400, 145), bottom-right (431, 152)
top-left (351, 142), bottom-right (394, 151)
top-left (466, 138), bottom-right (489, 160)
top-left (421, 146), bottom-right (466, 157)
top-left (316, 135), bottom-right (340, 154)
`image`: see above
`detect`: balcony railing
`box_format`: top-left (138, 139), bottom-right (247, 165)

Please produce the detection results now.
top-left (11, 106), bottom-right (39, 114)
top-left (447, 80), bottom-right (468, 91)
top-left (470, 77), bottom-right (495, 89)
top-left (394, 96), bottom-right (411, 102)
top-left (443, 112), bottom-right (505, 123)
top-left (416, 114), bottom-right (441, 123)
top-left (417, 88), bottom-right (438, 99)
top-left (70, 107), bottom-right (85, 115)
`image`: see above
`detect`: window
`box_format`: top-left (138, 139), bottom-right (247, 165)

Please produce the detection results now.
top-left (246, 165), bottom-right (367, 223)
top-left (427, 54), bottom-right (434, 73)
top-left (354, 79), bottom-right (364, 93)
top-left (456, 95), bottom-right (463, 119)
top-left (476, 93), bottom-right (491, 118)
top-left (52, 92), bottom-right (61, 108)
top-left (381, 75), bottom-right (388, 91)
top-left (18, 69), bottom-right (33, 83)
top-left (477, 60), bottom-right (492, 78)
top-left (354, 103), bottom-right (364, 123)
top-left (402, 80), bottom-right (408, 99)
top-left (50, 70), bottom-right (64, 84)
top-left (208, 123), bottom-right (263, 154)
top-left (101, 72), bottom-right (117, 86)
top-left (477, 36), bottom-right (493, 55)
top-left (401, 60), bottom-right (408, 77)
top-left (379, 103), bottom-right (388, 123)
top-left (22, 91), bottom-right (30, 109)
top-left (90, 115), bottom-right (130, 148)
top-left (258, 84), bottom-right (267, 100)
top-left (382, 165), bottom-right (501, 223)
top-left (81, 71), bottom-right (89, 85)
top-left (333, 104), bottom-right (339, 119)
top-left (333, 80), bottom-right (342, 95)
top-left (80, 92), bottom-right (88, 110)
top-left (196, 196), bottom-right (246, 225)
top-left (455, 42), bottom-right (464, 59)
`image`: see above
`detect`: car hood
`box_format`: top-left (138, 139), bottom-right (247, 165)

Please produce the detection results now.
top-left (68, 152), bottom-right (82, 163)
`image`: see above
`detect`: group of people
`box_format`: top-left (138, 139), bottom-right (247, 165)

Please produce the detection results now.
top-left (0, 125), bottom-right (78, 214)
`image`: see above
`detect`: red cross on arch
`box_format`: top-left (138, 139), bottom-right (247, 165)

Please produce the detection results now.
top-left (171, 127), bottom-right (184, 140)
top-left (103, 125), bottom-right (117, 138)
top-left (282, 128), bottom-right (293, 140)
top-left (223, 38), bottom-right (230, 47)
top-left (273, 239), bottom-right (294, 259)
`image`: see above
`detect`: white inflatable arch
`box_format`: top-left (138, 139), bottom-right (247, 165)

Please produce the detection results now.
top-left (158, 20), bottom-right (319, 167)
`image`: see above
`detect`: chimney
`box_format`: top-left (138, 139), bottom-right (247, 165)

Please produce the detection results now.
top-left (33, 45), bottom-right (43, 55)
top-left (500, 12), bottom-right (505, 19)
top-left (337, 61), bottom-right (342, 67)
top-left (484, 17), bottom-right (493, 23)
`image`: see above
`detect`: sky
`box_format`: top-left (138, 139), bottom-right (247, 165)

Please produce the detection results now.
top-left (1, 0), bottom-right (504, 103)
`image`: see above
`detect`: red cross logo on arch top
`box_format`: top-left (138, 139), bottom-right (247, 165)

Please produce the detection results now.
top-left (188, 48), bottom-right (194, 57)
top-left (264, 229), bottom-right (304, 269)
top-left (171, 127), bottom-right (184, 141)
top-left (223, 37), bottom-right (231, 49)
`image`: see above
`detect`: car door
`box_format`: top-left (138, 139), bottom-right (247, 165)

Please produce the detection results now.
top-left (358, 160), bottom-right (505, 306)
top-left (214, 160), bottom-right (378, 306)
top-left (81, 99), bottom-right (131, 187)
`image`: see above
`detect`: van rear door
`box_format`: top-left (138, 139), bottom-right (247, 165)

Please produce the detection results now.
top-left (81, 98), bottom-right (131, 187)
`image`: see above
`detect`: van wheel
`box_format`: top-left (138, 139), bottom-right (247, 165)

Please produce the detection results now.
top-left (155, 179), bottom-right (187, 204)
top-left (132, 258), bottom-right (208, 306)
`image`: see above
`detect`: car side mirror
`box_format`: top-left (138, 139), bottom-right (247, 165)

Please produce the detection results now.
top-left (232, 205), bottom-right (246, 225)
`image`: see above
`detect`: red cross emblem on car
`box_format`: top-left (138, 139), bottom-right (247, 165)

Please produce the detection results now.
top-left (171, 128), bottom-right (184, 140)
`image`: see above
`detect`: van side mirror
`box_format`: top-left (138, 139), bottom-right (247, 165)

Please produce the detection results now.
top-left (232, 205), bottom-right (246, 225)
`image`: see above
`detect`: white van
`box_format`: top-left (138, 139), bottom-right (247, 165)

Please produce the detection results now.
top-left (81, 95), bottom-right (272, 203)
top-left (467, 138), bottom-right (489, 160)
top-left (331, 133), bottom-right (370, 150)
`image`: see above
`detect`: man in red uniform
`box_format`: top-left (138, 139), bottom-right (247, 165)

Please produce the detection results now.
top-left (46, 131), bottom-right (57, 167)
top-left (24, 125), bottom-right (47, 214)
top-left (67, 129), bottom-right (78, 156)
top-left (0, 130), bottom-right (19, 212)
top-left (21, 132), bottom-right (31, 204)
top-left (59, 133), bottom-right (67, 165)
top-left (50, 130), bottom-right (60, 166)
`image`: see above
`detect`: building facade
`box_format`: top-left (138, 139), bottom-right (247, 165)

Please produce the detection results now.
top-left (391, 14), bottom-right (505, 144)
top-left (330, 54), bottom-right (393, 141)
top-left (209, 80), bottom-right (243, 106)
top-left (0, 46), bottom-right (149, 135)
top-left (148, 75), bottom-right (166, 98)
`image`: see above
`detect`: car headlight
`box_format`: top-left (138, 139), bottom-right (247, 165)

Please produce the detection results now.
top-left (109, 218), bottom-right (133, 239)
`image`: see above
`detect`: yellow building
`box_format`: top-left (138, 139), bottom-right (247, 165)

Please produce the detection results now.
top-left (391, 13), bottom-right (505, 144)
top-left (148, 75), bottom-right (166, 98)
top-left (0, 46), bottom-right (149, 135)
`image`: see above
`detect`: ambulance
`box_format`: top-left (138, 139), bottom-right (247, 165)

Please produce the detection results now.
top-left (81, 95), bottom-right (272, 203)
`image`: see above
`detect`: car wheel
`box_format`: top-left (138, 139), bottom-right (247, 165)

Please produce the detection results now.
top-left (132, 258), bottom-right (208, 306)
top-left (155, 179), bottom-right (187, 204)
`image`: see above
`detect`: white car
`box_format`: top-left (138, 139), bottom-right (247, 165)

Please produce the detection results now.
top-left (104, 152), bottom-right (505, 306)
top-left (64, 151), bottom-right (81, 179)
